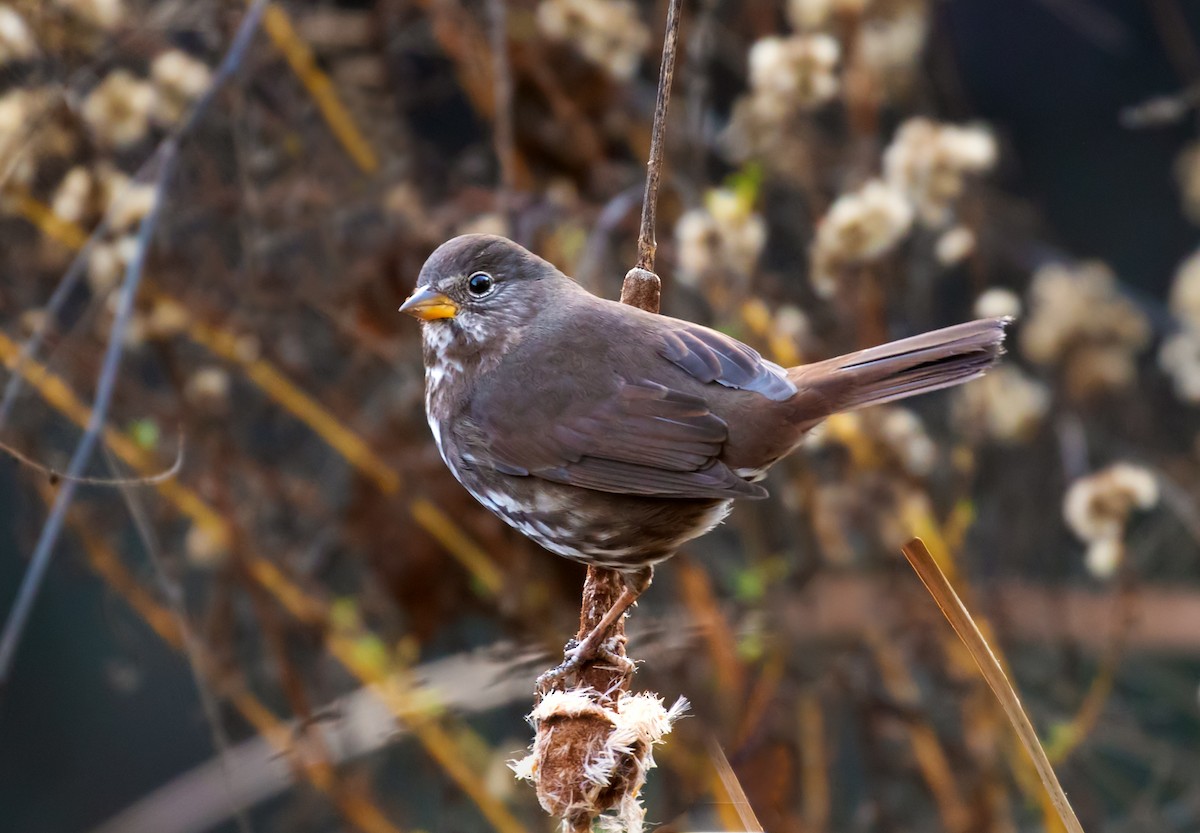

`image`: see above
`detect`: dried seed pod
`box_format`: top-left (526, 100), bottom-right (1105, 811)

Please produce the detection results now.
top-left (513, 688), bottom-right (687, 833)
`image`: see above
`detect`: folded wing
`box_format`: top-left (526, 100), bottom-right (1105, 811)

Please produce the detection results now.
top-left (472, 378), bottom-right (766, 500)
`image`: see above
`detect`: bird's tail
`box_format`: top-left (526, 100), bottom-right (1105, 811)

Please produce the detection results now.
top-left (787, 317), bottom-right (1010, 418)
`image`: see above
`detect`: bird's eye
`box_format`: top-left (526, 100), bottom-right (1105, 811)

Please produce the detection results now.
top-left (467, 272), bottom-right (495, 297)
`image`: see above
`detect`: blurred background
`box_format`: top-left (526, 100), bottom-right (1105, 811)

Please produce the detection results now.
top-left (1, 0), bottom-right (1199, 831)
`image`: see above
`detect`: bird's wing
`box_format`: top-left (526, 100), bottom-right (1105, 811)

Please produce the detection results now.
top-left (657, 320), bottom-right (797, 401)
top-left (468, 377), bottom-right (767, 500)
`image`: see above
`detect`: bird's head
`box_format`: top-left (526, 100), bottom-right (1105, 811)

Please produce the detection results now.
top-left (401, 234), bottom-right (573, 357)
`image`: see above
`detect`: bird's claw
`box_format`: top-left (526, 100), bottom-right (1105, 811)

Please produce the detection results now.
top-left (536, 634), bottom-right (632, 693)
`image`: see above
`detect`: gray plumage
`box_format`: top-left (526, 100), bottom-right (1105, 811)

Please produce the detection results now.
top-left (408, 234), bottom-right (1008, 571)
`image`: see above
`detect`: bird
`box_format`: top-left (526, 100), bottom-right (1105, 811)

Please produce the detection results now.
top-left (401, 233), bottom-right (1008, 669)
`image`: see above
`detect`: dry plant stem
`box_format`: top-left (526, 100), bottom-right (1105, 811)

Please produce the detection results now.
top-left (633, 0), bottom-right (683, 274)
top-left (102, 452), bottom-right (255, 833)
top-left (567, 570), bottom-right (636, 696)
top-left (524, 7), bottom-right (686, 827)
top-left (901, 538), bottom-right (1086, 833)
top-left (0, 0), bottom-right (270, 695)
top-left (707, 739), bottom-right (765, 833)
top-left (798, 692), bottom-right (831, 833)
top-left (567, 0), bottom-right (683, 686)
top-left (260, 3), bottom-right (379, 173)
top-left (0, 435), bottom-right (183, 485)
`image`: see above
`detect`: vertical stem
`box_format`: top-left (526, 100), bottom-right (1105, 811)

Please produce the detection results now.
top-left (571, 0), bottom-right (685, 691)
top-left (620, 0), bottom-right (684, 313)
top-left (633, 0), bottom-right (684, 274)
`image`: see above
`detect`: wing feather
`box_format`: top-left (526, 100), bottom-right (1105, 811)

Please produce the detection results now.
top-left (658, 322), bottom-right (797, 401)
top-left (474, 378), bottom-right (766, 500)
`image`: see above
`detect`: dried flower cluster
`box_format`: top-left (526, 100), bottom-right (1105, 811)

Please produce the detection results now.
top-left (0, 4), bottom-right (36, 65)
top-left (723, 29), bottom-right (840, 174)
top-left (82, 70), bottom-right (157, 148)
top-left (0, 87), bottom-right (71, 186)
top-left (1159, 249), bottom-right (1200, 402)
top-left (151, 49), bottom-right (214, 123)
top-left (0, 48), bottom-right (209, 223)
top-left (674, 186), bottom-right (767, 294)
top-left (809, 117), bottom-right (995, 293)
top-left (810, 179), bottom-right (913, 295)
top-left (882, 117), bottom-right (997, 227)
top-left (857, 7), bottom-right (928, 99)
top-left (57, 167), bottom-right (159, 293)
top-left (786, 0), bottom-right (866, 29)
top-left (747, 34), bottom-right (841, 114)
top-left (0, 43), bottom-right (209, 308)
top-left (934, 224), bottom-right (976, 266)
top-left (1021, 261), bottom-right (1150, 398)
top-left (873, 406), bottom-right (936, 477)
top-left (82, 51), bottom-right (212, 148)
top-left (973, 287), bottom-right (1022, 320)
top-left (1063, 463), bottom-right (1159, 578)
top-left (726, 0), bottom-right (933, 174)
top-left (512, 689), bottom-right (687, 833)
top-left (536, 0), bottom-right (650, 80)
top-left (953, 364), bottom-right (1050, 444)
top-left (786, 0), bottom-right (929, 99)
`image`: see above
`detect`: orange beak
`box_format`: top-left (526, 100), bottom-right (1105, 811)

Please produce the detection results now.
top-left (399, 286), bottom-right (458, 321)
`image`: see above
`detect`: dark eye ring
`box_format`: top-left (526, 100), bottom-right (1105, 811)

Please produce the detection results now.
top-left (467, 272), bottom-right (495, 297)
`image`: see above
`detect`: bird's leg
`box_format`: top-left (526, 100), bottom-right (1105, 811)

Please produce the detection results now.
top-left (537, 567), bottom-right (652, 691)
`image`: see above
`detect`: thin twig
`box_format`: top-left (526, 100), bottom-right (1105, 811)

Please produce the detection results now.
top-left (575, 0), bottom-right (686, 684)
top-left (619, 0), bottom-right (684, 314)
top-left (0, 432), bottom-right (183, 486)
top-left (103, 448), bottom-right (256, 833)
top-left (527, 4), bottom-right (688, 825)
top-left (900, 538), bottom-right (1085, 833)
top-left (632, 0), bottom-right (684, 276)
top-left (0, 0), bottom-right (270, 695)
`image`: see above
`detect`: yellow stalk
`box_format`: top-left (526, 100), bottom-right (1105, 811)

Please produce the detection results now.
top-left (261, 3), bottom-right (379, 173)
top-left (901, 538), bottom-right (1085, 833)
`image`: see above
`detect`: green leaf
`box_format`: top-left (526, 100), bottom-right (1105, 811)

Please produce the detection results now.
top-left (129, 418), bottom-right (160, 451)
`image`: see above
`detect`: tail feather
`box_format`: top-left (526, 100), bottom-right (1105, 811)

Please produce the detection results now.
top-left (788, 317), bottom-right (1010, 416)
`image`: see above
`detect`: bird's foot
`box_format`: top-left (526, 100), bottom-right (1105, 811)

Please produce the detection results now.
top-left (535, 569), bottom-right (650, 693)
top-left (535, 639), bottom-right (582, 692)
top-left (536, 633), bottom-right (634, 692)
